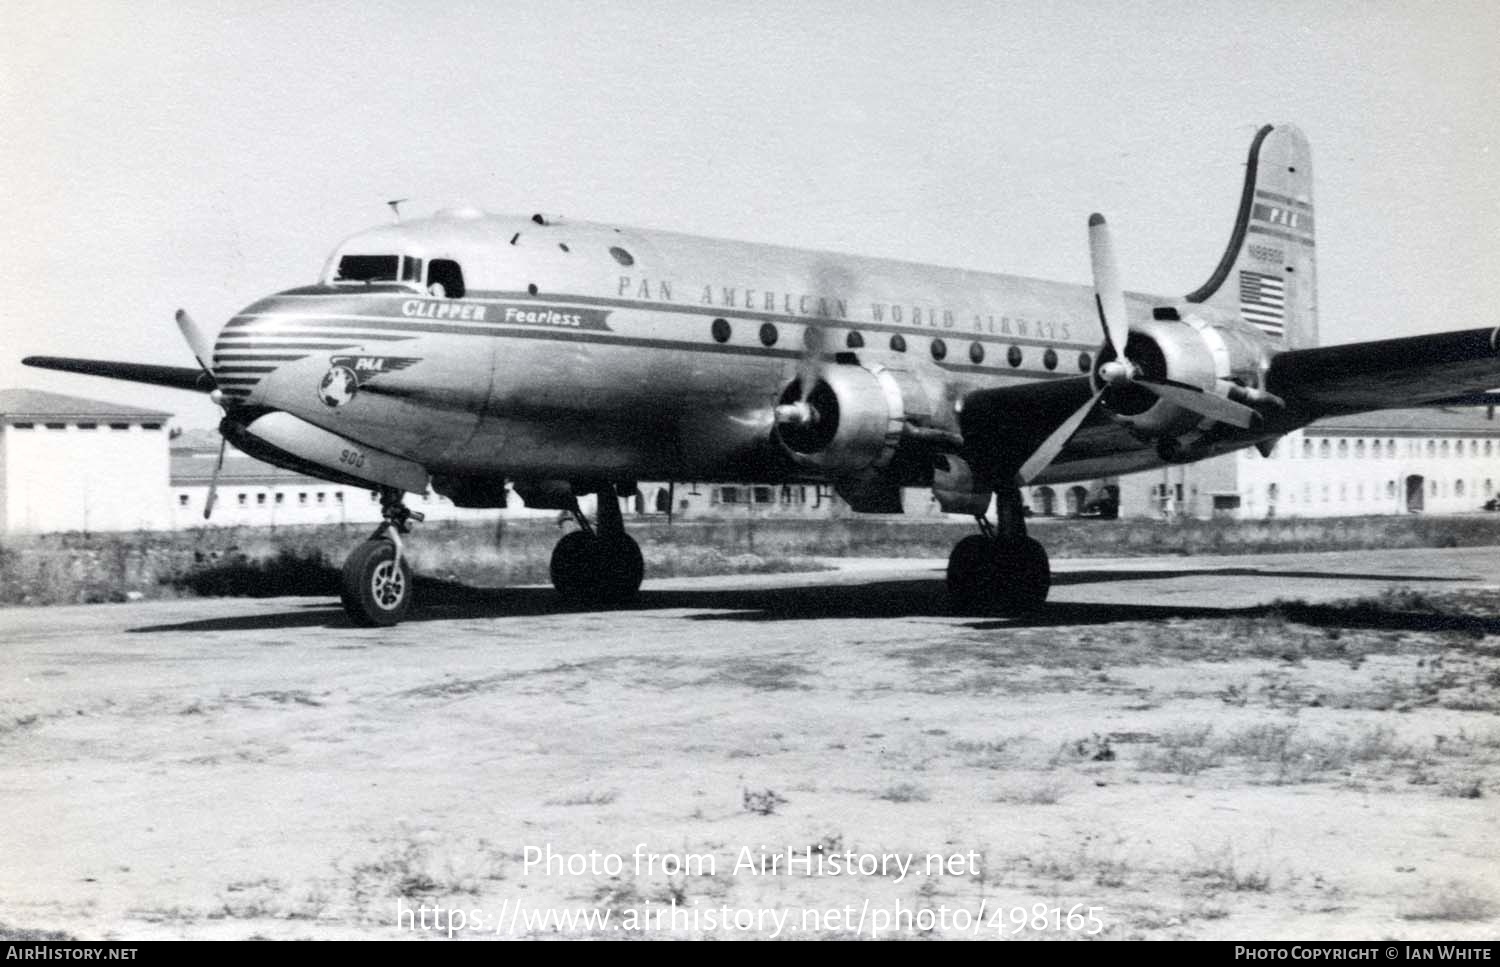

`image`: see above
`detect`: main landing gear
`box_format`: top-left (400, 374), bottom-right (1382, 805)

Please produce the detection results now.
top-left (946, 488), bottom-right (1051, 615)
top-left (341, 489), bottom-right (424, 627)
top-left (549, 486), bottom-right (644, 606)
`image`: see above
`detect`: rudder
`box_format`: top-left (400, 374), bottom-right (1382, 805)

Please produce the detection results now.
top-left (1185, 124), bottom-right (1317, 348)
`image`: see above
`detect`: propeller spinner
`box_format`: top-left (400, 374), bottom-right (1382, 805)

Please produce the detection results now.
top-left (1015, 215), bottom-right (1258, 486)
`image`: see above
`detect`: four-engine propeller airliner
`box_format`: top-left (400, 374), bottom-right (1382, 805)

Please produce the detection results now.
top-left (23, 124), bottom-right (1500, 625)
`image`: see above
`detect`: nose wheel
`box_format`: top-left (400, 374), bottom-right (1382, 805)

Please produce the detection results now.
top-left (550, 485), bottom-right (645, 606)
top-left (341, 489), bottom-right (423, 627)
top-left (946, 489), bottom-right (1051, 615)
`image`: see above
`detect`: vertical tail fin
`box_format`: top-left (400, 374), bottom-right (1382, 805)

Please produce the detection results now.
top-left (1186, 124), bottom-right (1317, 348)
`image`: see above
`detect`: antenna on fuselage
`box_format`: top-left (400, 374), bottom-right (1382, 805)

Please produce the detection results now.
top-left (386, 198), bottom-right (408, 222)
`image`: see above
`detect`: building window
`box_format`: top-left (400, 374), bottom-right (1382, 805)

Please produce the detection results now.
top-left (109, 422), bottom-right (128, 430)
top-left (717, 486), bottom-right (740, 504)
top-left (237, 494), bottom-right (247, 506)
top-left (1487, 441), bottom-right (1494, 457)
top-left (178, 494), bottom-right (189, 507)
top-left (275, 493), bottom-right (284, 504)
top-left (1372, 440), bottom-right (1381, 458)
top-left (753, 486), bottom-right (774, 504)
top-left (1428, 440), bottom-right (1436, 457)
top-left (1456, 479), bottom-right (1465, 497)
top-left (299, 493), bottom-right (308, 505)
top-left (1441, 440), bottom-right (1450, 458)
top-left (1355, 440), bottom-right (1365, 458)
top-left (335, 492), bottom-right (344, 503)
top-left (77, 422), bottom-right (97, 430)
top-left (256, 494), bottom-right (266, 506)
top-left (317, 492), bottom-right (326, 504)
top-left (1320, 440), bottom-right (1330, 458)
top-left (1386, 480), bottom-right (1396, 498)
top-left (1338, 440), bottom-right (1348, 458)
top-left (1303, 439), bottom-right (1313, 458)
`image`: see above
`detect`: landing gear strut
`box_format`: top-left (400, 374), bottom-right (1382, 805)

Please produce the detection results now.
top-left (549, 485), bottom-right (644, 606)
top-left (946, 488), bottom-right (1050, 615)
top-left (341, 488), bottom-right (424, 627)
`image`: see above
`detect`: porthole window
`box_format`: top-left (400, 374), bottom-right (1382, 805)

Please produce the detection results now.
top-left (1007, 345), bottom-right (1023, 368)
top-left (1043, 348), bottom-right (1058, 370)
top-left (1078, 351), bottom-right (1092, 372)
top-left (759, 322), bottom-right (779, 347)
top-left (710, 318), bottom-right (731, 343)
top-left (969, 341), bottom-right (985, 364)
top-left (930, 338), bottom-right (948, 361)
top-left (609, 246), bottom-right (634, 267)
top-left (890, 334), bottom-right (907, 353)
top-left (846, 331), bottom-right (865, 349)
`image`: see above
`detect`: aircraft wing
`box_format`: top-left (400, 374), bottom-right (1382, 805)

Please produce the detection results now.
top-left (1265, 326), bottom-right (1500, 417)
top-left (22, 355), bottom-right (210, 392)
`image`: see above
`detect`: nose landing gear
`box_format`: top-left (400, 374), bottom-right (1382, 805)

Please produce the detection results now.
top-left (340, 488), bottom-right (425, 627)
top-left (946, 488), bottom-right (1051, 615)
top-left (549, 485), bottom-right (644, 606)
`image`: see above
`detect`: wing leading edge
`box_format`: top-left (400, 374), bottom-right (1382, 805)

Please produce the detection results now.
top-left (22, 356), bottom-right (211, 393)
top-left (1265, 325), bottom-right (1500, 417)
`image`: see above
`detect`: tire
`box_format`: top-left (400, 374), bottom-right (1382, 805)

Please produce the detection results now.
top-left (991, 537), bottom-right (1051, 614)
top-left (596, 534), bottom-right (644, 604)
top-left (947, 534), bottom-right (997, 612)
top-left (340, 540), bottom-right (413, 627)
top-left (550, 530), bottom-right (599, 601)
top-left (549, 531), bottom-right (644, 605)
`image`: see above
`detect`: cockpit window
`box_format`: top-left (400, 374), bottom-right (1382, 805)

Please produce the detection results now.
top-left (427, 259), bottom-right (465, 298)
top-left (401, 256), bottom-right (423, 283)
top-left (335, 254), bottom-right (400, 283)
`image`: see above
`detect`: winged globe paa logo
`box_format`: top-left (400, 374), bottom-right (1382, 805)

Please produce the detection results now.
top-left (317, 355), bottom-right (420, 407)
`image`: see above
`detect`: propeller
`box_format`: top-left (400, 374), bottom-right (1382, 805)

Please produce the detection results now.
top-left (175, 308), bottom-right (231, 519)
top-left (1014, 214), bottom-right (1258, 486)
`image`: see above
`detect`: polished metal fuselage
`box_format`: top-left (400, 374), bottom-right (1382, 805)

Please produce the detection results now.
top-left (213, 211), bottom-right (1230, 489)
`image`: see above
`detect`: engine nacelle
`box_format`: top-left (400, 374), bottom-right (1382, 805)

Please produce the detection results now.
top-left (773, 364), bottom-right (912, 475)
top-left (224, 411), bottom-right (429, 493)
top-left (1098, 313), bottom-right (1273, 439)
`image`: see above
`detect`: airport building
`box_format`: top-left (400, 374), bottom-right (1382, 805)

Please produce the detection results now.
top-left (3, 388), bottom-right (1497, 533)
top-left (1113, 407), bottom-right (1500, 519)
top-left (0, 390), bottom-right (173, 533)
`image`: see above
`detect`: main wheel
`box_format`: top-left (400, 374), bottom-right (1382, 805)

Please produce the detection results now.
top-left (549, 531), bottom-right (644, 605)
top-left (596, 533), bottom-right (644, 604)
top-left (991, 537), bottom-right (1050, 614)
top-left (947, 534), bottom-right (997, 611)
top-left (341, 540), bottom-right (413, 627)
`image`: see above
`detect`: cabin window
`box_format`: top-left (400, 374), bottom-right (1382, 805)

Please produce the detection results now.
top-left (336, 254), bottom-right (401, 283)
top-left (609, 246), bottom-right (634, 267)
top-left (711, 318), bottom-right (731, 343)
top-left (426, 259), bottom-right (465, 298)
top-left (1078, 352), bottom-right (1092, 372)
top-left (968, 342), bottom-right (985, 364)
top-left (930, 338), bottom-right (947, 361)
top-left (1007, 346), bottom-right (1023, 368)
top-left (846, 331), bottom-right (865, 349)
top-left (1043, 348), bottom-right (1058, 370)
top-left (759, 323), bottom-right (779, 347)
top-left (889, 334), bottom-right (907, 353)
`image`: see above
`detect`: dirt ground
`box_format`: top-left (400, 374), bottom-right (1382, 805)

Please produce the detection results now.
top-left (1, 546), bottom-right (1497, 939)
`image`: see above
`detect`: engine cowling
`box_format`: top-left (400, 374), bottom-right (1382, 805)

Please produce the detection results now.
top-left (1097, 313), bottom-right (1272, 439)
top-left (773, 364), bottom-right (912, 475)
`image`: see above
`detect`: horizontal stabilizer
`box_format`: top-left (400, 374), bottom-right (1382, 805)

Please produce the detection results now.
top-left (22, 356), bottom-right (211, 392)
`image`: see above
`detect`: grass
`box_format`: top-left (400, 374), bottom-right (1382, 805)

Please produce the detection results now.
top-left (5, 513), bottom-right (1500, 605)
top-left (1399, 882), bottom-right (1496, 922)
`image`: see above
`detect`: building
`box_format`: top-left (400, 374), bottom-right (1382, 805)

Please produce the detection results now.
top-left (0, 389), bottom-right (173, 533)
top-left (1116, 407), bottom-right (1500, 519)
top-left (6, 387), bottom-right (1496, 533)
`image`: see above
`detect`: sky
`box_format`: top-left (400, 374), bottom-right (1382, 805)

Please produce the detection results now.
top-left (3, 0), bottom-right (1497, 428)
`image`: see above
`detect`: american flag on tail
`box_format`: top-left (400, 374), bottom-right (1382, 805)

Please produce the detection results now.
top-left (1238, 269), bottom-right (1286, 337)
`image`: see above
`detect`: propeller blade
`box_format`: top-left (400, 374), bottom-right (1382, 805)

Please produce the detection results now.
top-left (797, 323), bottom-right (827, 399)
top-left (202, 437), bottom-right (226, 520)
top-left (1015, 386), bottom-right (1105, 486)
top-left (175, 309), bottom-right (217, 382)
top-left (1136, 378), bottom-right (1258, 429)
top-left (1087, 213), bottom-right (1130, 364)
